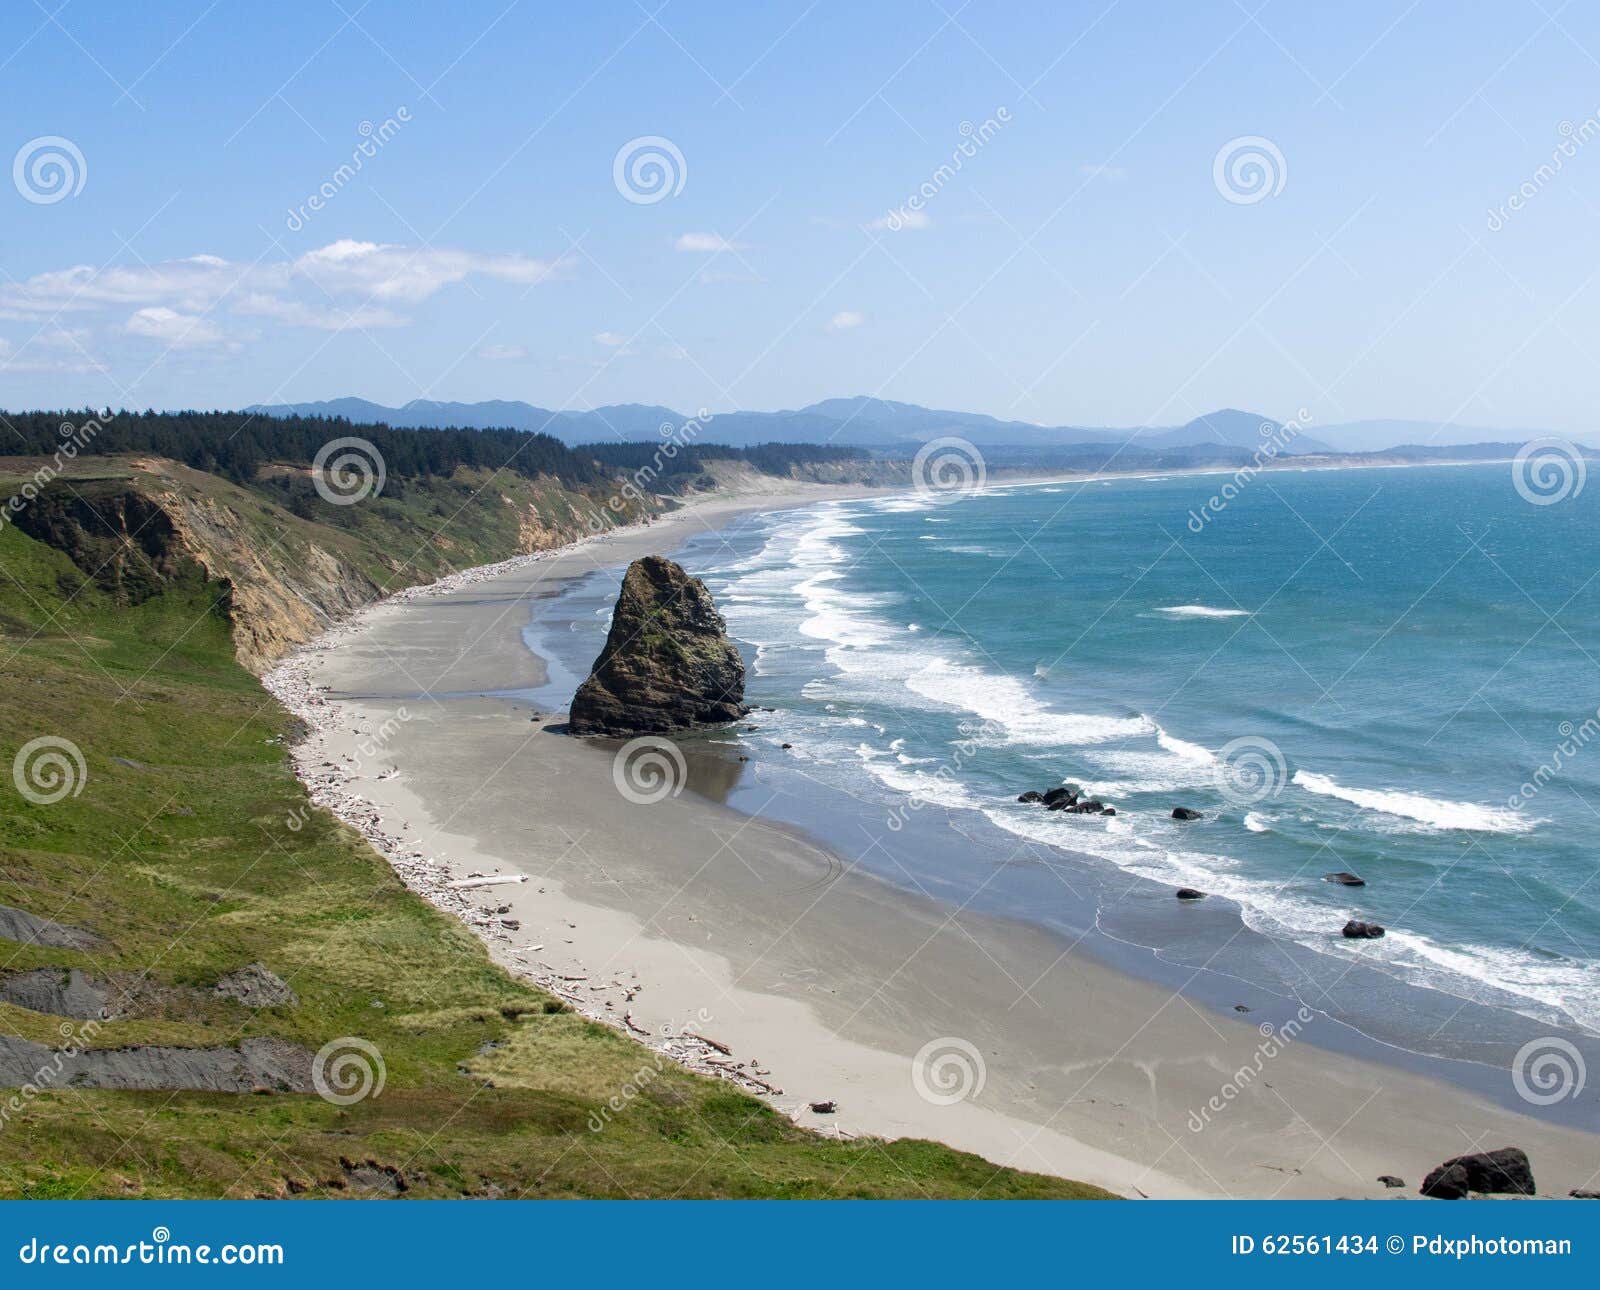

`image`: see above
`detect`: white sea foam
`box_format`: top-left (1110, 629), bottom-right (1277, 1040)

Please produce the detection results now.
top-left (904, 658), bottom-right (1154, 746)
top-left (1153, 604), bottom-right (1250, 619)
top-left (1292, 770), bottom-right (1536, 834)
top-left (1243, 811), bottom-right (1271, 833)
top-left (1155, 727), bottom-right (1215, 764)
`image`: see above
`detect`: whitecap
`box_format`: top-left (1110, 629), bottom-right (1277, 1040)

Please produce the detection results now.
top-left (1153, 605), bottom-right (1250, 619)
top-left (1292, 770), bottom-right (1535, 834)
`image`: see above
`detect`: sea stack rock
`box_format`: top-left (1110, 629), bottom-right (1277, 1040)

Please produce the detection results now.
top-left (568, 555), bottom-right (747, 736)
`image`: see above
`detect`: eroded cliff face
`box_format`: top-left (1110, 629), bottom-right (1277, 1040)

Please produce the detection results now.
top-left (11, 458), bottom-right (646, 674)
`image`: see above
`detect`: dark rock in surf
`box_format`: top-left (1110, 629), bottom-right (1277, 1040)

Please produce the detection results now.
top-left (1040, 786), bottom-right (1076, 808)
top-left (1066, 799), bottom-right (1106, 814)
top-left (1341, 920), bottom-right (1385, 939)
top-left (1421, 1148), bottom-right (1534, 1198)
top-left (1017, 790), bottom-right (1043, 803)
top-left (1175, 888), bottom-right (1205, 901)
top-left (1170, 806), bottom-right (1203, 821)
top-left (1323, 871), bottom-right (1366, 887)
top-left (568, 556), bottom-right (747, 736)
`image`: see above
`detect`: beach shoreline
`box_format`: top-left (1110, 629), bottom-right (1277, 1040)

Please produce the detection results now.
top-left (264, 475), bottom-right (1600, 1200)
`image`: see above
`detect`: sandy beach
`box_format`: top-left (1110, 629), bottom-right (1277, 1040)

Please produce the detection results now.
top-left (265, 483), bottom-right (1600, 1200)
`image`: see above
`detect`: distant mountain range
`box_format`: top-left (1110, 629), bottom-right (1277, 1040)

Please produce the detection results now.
top-left (247, 395), bottom-right (1569, 456)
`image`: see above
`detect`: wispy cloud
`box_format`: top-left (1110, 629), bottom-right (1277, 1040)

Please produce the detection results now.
top-left (478, 342), bottom-right (527, 360)
top-left (866, 209), bottom-right (930, 231)
top-left (125, 306), bottom-right (229, 349)
top-left (674, 232), bottom-right (748, 253)
top-left (0, 240), bottom-right (565, 355)
top-left (827, 310), bottom-right (865, 331)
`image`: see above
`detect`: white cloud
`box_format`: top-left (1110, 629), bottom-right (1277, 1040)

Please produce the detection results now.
top-left (479, 342), bottom-right (527, 361)
top-left (593, 331), bottom-right (629, 347)
top-left (866, 209), bottom-right (930, 232)
top-left (0, 328), bottom-right (106, 372)
top-left (233, 292), bottom-right (406, 332)
top-left (125, 306), bottom-right (227, 349)
top-left (674, 232), bottom-right (747, 253)
top-left (0, 241), bottom-right (564, 351)
top-left (293, 239), bottom-right (560, 303)
top-left (828, 310), bottom-right (865, 331)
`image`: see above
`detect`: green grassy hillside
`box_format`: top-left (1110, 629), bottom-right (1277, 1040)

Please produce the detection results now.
top-left (0, 470), bottom-right (1109, 1199)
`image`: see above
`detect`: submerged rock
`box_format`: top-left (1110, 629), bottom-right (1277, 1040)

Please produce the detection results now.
top-left (568, 556), bottom-right (747, 736)
top-left (1324, 871), bottom-right (1366, 887)
top-left (1170, 806), bottom-right (1203, 821)
top-left (1175, 888), bottom-right (1205, 901)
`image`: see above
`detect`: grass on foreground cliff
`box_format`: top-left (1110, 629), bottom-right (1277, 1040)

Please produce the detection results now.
top-left (0, 518), bottom-right (1110, 1199)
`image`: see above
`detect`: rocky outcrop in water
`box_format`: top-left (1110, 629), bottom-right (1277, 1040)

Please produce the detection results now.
top-left (569, 556), bottom-right (747, 736)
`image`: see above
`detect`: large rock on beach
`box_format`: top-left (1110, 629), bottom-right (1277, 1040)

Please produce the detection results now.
top-left (1421, 1148), bottom-right (1535, 1198)
top-left (569, 556), bottom-right (747, 736)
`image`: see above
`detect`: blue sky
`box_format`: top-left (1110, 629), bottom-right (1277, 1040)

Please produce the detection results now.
top-left (5, 1), bottom-right (1600, 434)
